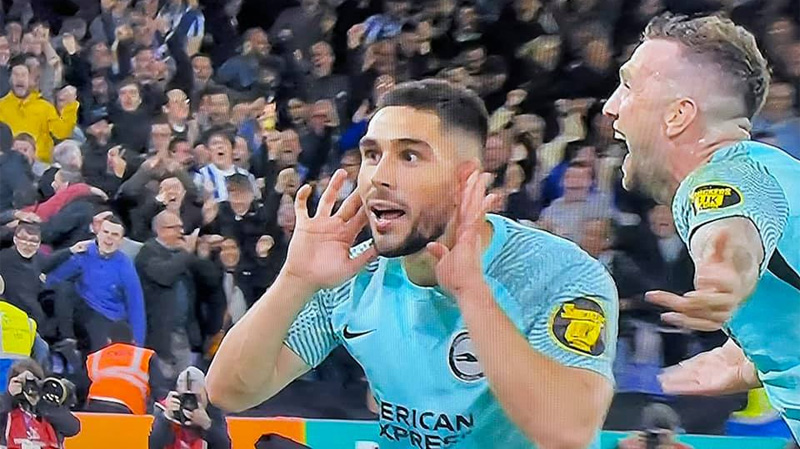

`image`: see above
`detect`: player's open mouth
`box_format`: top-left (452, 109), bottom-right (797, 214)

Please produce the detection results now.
top-left (613, 125), bottom-right (626, 142)
top-left (369, 202), bottom-right (406, 232)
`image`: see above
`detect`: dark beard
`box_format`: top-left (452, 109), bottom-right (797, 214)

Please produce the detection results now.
top-left (376, 221), bottom-right (447, 258)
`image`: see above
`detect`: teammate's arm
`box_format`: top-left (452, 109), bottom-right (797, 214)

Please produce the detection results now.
top-left (458, 284), bottom-right (614, 449)
top-left (660, 338), bottom-right (760, 396)
top-left (648, 217), bottom-right (763, 330)
top-left (207, 171), bottom-right (376, 412)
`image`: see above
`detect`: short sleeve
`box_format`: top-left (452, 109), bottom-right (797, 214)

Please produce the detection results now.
top-left (527, 256), bottom-right (619, 383)
top-left (285, 288), bottom-right (340, 368)
top-left (679, 159), bottom-right (789, 272)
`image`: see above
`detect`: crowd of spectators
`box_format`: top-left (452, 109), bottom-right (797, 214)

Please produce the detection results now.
top-left (0, 0), bottom-right (798, 432)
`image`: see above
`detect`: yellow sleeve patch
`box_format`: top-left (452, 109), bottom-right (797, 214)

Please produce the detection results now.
top-left (690, 183), bottom-right (743, 214)
top-left (549, 297), bottom-right (606, 356)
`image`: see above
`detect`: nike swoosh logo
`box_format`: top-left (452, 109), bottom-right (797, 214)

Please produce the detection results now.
top-left (342, 325), bottom-right (375, 340)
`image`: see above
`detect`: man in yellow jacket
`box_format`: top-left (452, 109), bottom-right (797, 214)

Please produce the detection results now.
top-left (0, 58), bottom-right (79, 163)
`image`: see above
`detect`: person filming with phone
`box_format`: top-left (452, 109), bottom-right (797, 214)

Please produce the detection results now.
top-left (149, 366), bottom-right (230, 449)
top-left (0, 358), bottom-right (80, 448)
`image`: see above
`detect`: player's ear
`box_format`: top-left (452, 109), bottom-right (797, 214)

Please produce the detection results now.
top-left (455, 159), bottom-right (480, 188)
top-left (664, 97), bottom-right (698, 138)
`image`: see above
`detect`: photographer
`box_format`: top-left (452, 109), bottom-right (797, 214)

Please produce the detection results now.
top-left (149, 366), bottom-right (230, 449)
top-left (0, 358), bottom-right (80, 448)
top-left (617, 403), bottom-right (694, 449)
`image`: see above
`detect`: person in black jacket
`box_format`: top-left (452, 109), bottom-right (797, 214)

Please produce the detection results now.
top-left (135, 210), bottom-right (206, 379)
top-left (0, 139), bottom-right (35, 213)
top-left (0, 223), bottom-right (85, 331)
top-left (149, 366), bottom-right (230, 449)
top-left (130, 177), bottom-right (202, 243)
top-left (207, 174), bottom-right (281, 306)
top-left (109, 80), bottom-right (154, 155)
top-left (0, 358), bottom-right (80, 448)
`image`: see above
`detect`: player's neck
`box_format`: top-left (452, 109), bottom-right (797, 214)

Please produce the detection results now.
top-left (671, 118), bottom-right (751, 185)
top-left (402, 219), bottom-right (494, 289)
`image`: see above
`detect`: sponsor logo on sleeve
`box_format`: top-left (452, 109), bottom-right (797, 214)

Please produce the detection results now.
top-left (690, 183), bottom-right (742, 214)
top-left (549, 297), bottom-right (606, 356)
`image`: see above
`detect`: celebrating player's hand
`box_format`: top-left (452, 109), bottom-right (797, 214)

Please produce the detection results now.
top-left (658, 343), bottom-right (760, 396)
top-left (427, 170), bottom-right (498, 297)
top-left (281, 169), bottom-right (376, 290)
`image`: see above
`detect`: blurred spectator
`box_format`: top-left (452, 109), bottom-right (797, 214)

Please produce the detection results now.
top-left (110, 80), bottom-right (154, 155)
top-left (752, 81), bottom-right (800, 158)
top-left (130, 177), bottom-right (201, 243)
top-left (217, 28), bottom-right (283, 93)
top-left (25, 169), bottom-right (108, 224)
top-left (157, 0), bottom-right (205, 57)
top-left (361, 0), bottom-right (412, 45)
top-left (84, 321), bottom-right (170, 414)
top-left (0, 128), bottom-right (34, 212)
top-left (149, 366), bottom-right (231, 449)
top-left (270, 0), bottom-right (326, 57)
top-left (11, 132), bottom-right (47, 179)
top-left (164, 89), bottom-right (200, 145)
top-left (304, 40), bottom-right (351, 119)
top-left (0, 223), bottom-right (50, 325)
top-left (39, 140), bottom-right (83, 201)
top-left (81, 116), bottom-right (123, 196)
top-left (208, 174), bottom-right (279, 307)
top-left (89, 0), bottom-right (131, 45)
top-left (38, 170), bottom-right (105, 251)
top-left (45, 216), bottom-right (146, 351)
top-left (540, 140), bottom-right (598, 208)
top-left (539, 162), bottom-right (614, 243)
top-left (195, 129), bottom-right (257, 203)
top-left (0, 35), bottom-right (10, 96)
top-left (136, 210), bottom-right (204, 379)
top-left (0, 58), bottom-right (79, 163)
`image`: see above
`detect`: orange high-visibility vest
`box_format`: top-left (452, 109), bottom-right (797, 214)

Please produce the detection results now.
top-left (86, 343), bottom-right (155, 415)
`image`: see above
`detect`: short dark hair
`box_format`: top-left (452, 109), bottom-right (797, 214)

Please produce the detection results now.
top-left (8, 54), bottom-right (30, 71)
top-left (151, 115), bottom-right (171, 127)
top-left (644, 13), bottom-right (770, 118)
top-left (14, 222), bottom-right (41, 239)
top-left (377, 79), bottom-right (489, 148)
top-left (108, 321), bottom-right (134, 343)
top-left (118, 77), bottom-right (139, 91)
top-left (168, 137), bottom-right (189, 153)
top-left (12, 132), bottom-right (36, 147)
top-left (204, 126), bottom-right (236, 146)
top-left (102, 214), bottom-right (125, 230)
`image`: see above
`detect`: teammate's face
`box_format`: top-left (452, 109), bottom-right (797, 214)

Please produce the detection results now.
top-left (358, 106), bottom-right (472, 258)
top-left (603, 39), bottom-right (680, 200)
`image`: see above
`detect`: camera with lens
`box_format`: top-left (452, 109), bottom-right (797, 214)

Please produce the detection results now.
top-left (20, 377), bottom-right (73, 407)
top-left (172, 375), bottom-right (200, 426)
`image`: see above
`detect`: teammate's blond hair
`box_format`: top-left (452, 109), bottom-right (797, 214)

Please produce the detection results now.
top-left (644, 13), bottom-right (770, 118)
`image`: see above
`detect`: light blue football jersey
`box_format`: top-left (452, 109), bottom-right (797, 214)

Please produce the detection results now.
top-left (285, 214), bottom-right (618, 449)
top-left (672, 141), bottom-right (800, 439)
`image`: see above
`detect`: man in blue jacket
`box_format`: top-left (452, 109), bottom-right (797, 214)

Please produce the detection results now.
top-left (45, 215), bottom-right (146, 351)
